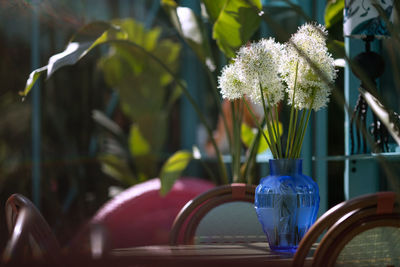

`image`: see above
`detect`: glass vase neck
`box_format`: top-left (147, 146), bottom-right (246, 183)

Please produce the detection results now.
top-left (269, 159), bottom-right (302, 175)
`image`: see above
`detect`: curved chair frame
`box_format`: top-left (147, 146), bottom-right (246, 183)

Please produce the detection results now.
top-left (312, 207), bottom-right (400, 266)
top-left (292, 191), bottom-right (398, 266)
top-left (2, 194), bottom-right (61, 263)
top-left (169, 183), bottom-right (256, 245)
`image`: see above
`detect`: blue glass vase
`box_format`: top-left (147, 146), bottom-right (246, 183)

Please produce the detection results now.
top-left (255, 159), bottom-right (319, 253)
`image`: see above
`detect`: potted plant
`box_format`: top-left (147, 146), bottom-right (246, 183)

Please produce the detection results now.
top-left (217, 23), bottom-right (337, 252)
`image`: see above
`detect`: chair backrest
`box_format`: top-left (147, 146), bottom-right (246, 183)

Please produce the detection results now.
top-left (292, 191), bottom-right (399, 267)
top-left (312, 198), bottom-right (400, 266)
top-left (169, 183), bottom-right (265, 245)
top-left (2, 193), bottom-right (61, 264)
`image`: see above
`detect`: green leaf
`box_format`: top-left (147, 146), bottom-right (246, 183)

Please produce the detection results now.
top-left (241, 121), bottom-right (283, 154)
top-left (201, 0), bottom-right (226, 23)
top-left (160, 150), bottom-right (192, 196)
top-left (241, 123), bottom-right (256, 148)
top-left (241, 123), bottom-right (268, 153)
top-left (128, 124), bottom-right (151, 156)
top-left (99, 154), bottom-right (137, 186)
top-left (325, 0), bottom-right (344, 29)
top-left (21, 21), bottom-right (126, 97)
top-left (19, 66), bottom-right (47, 97)
top-left (211, 0), bottom-right (262, 58)
top-left (161, 0), bottom-right (215, 71)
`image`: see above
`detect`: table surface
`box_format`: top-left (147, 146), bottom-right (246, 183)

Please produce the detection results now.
top-left (109, 242), bottom-right (315, 266)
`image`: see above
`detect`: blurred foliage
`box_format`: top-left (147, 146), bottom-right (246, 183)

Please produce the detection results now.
top-left (324, 0), bottom-right (345, 59)
top-left (97, 19), bottom-right (182, 185)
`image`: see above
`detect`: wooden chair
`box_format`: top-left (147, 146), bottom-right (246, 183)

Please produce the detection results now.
top-left (293, 191), bottom-right (399, 267)
top-left (169, 183), bottom-right (265, 245)
top-left (2, 193), bottom-right (61, 264)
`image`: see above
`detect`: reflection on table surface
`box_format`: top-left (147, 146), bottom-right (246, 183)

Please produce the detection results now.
top-left (109, 242), bottom-right (314, 267)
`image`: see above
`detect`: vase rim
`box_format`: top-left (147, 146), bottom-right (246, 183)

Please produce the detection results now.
top-left (269, 158), bottom-right (302, 162)
top-left (268, 158), bottom-right (303, 174)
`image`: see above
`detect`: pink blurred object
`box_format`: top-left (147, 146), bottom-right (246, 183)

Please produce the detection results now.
top-left (91, 177), bottom-right (215, 248)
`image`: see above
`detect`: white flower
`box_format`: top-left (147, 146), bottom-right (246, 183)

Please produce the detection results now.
top-left (235, 38), bottom-right (285, 105)
top-left (218, 63), bottom-right (245, 100)
top-left (281, 23), bottom-right (337, 111)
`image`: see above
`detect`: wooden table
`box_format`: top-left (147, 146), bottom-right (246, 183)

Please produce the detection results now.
top-left (106, 242), bottom-right (314, 266)
top-left (2, 243), bottom-right (314, 266)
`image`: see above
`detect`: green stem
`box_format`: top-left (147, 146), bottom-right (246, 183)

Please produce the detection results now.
top-left (285, 60), bottom-right (299, 158)
top-left (275, 104), bottom-right (282, 156)
top-left (231, 101), bottom-right (243, 183)
top-left (288, 109), bottom-right (299, 158)
top-left (286, 106), bottom-right (295, 157)
top-left (206, 69), bottom-right (233, 150)
top-left (243, 117), bottom-right (265, 184)
top-left (258, 82), bottom-right (278, 158)
top-left (243, 99), bottom-right (273, 150)
top-left (294, 88), bottom-right (316, 158)
top-left (294, 92), bottom-right (316, 158)
top-left (237, 101), bottom-right (244, 182)
top-left (295, 109), bottom-right (312, 158)
top-left (292, 109), bottom-right (307, 158)
top-left (266, 94), bottom-right (282, 158)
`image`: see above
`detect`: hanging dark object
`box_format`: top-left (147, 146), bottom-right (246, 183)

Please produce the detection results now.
top-left (349, 37), bottom-right (388, 153)
top-left (344, 0), bottom-right (395, 154)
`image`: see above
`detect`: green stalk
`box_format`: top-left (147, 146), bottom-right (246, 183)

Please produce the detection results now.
top-left (288, 109), bottom-right (299, 158)
top-left (205, 69), bottom-right (233, 151)
top-left (243, 99), bottom-right (273, 150)
top-left (237, 101), bottom-right (244, 181)
top-left (285, 61), bottom-right (299, 158)
top-left (242, 117), bottom-right (265, 184)
top-left (294, 93), bottom-right (315, 158)
top-left (286, 106), bottom-right (295, 157)
top-left (258, 82), bottom-right (279, 158)
top-left (295, 109), bottom-right (312, 158)
top-left (231, 101), bottom-right (243, 183)
top-left (275, 104), bottom-right (282, 156)
top-left (266, 105), bottom-right (280, 158)
top-left (292, 109), bottom-right (307, 158)
top-left (230, 102), bottom-right (237, 182)
top-left (265, 108), bottom-right (279, 158)
top-left (266, 94), bottom-right (282, 158)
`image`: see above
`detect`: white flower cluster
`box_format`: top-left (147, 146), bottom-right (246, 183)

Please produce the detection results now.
top-left (218, 22), bottom-right (336, 111)
top-left (218, 63), bottom-right (244, 100)
top-left (281, 23), bottom-right (337, 111)
top-left (218, 38), bottom-right (285, 105)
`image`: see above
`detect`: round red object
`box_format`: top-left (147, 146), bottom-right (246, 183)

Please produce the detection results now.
top-left (91, 177), bottom-right (214, 248)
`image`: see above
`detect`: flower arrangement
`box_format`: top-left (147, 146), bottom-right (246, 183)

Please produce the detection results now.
top-left (218, 22), bottom-right (337, 159)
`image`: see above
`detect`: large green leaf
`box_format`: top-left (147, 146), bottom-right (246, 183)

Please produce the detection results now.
top-left (161, 0), bottom-right (216, 71)
top-left (21, 21), bottom-right (126, 96)
top-left (160, 150), bottom-right (192, 196)
top-left (325, 0), bottom-right (344, 29)
top-left (211, 0), bottom-right (262, 58)
top-left (201, 0), bottom-right (226, 23)
top-left (97, 19), bottom-right (181, 120)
